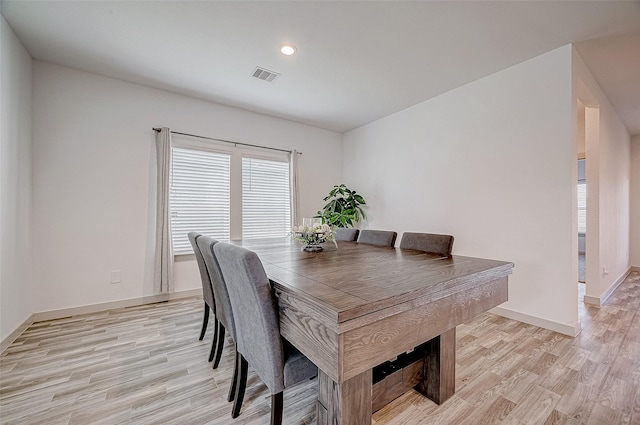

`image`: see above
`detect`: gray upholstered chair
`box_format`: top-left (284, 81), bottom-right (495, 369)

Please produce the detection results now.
top-left (399, 232), bottom-right (454, 257)
top-left (213, 242), bottom-right (317, 424)
top-left (334, 227), bottom-right (359, 241)
top-left (357, 229), bottom-right (397, 247)
top-left (197, 236), bottom-right (237, 373)
top-left (187, 232), bottom-right (218, 362)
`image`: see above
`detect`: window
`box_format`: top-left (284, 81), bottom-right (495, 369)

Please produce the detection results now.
top-left (242, 157), bottom-right (291, 239)
top-left (169, 144), bottom-right (292, 254)
top-left (577, 181), bottom-right (586, 234)
top-left (577, 158), bottom-right (586, 235)
top-left (170, 147), bottom-right (231, 253)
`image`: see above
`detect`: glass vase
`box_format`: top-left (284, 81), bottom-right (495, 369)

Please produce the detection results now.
top-left (302, 242), bottom-right (323, 252)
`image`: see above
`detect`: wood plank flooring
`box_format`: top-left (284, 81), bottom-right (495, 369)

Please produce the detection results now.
top-left (1, 271), bottom-right (638, 424)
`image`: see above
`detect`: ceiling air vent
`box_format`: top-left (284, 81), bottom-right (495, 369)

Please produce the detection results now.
top-left (252, 67), bottom-right (280, 83)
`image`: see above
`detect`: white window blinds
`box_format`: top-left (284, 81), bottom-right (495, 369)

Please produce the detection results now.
top-left (170, 147), bottom-right (231, 253)
top-left (577, 182), bottom-right (586, 234)
top-left (242, 157), bottom-right (291, 239)
top-left (577, 159), bottom-right (586, 235)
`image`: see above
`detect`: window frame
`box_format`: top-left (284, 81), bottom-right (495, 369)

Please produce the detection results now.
top-left (170, 137), bottom-right (291, 254)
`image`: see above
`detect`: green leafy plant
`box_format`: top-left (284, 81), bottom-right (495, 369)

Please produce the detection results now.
top-left (316, 184), bottom-right (366, 228)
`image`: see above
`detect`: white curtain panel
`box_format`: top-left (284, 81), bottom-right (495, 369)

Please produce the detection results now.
top-left (289, 150), bottom-right (300, 228)
top-left (154, 127), bottom-right (174, 293)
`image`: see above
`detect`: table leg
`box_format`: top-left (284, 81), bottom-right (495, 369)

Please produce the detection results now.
top-left (317, 369), bottom-right (372, 425)
top-left (417, 327), bottom-right (456, 404)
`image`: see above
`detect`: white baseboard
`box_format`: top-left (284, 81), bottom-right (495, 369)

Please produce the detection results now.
top-left (583, 267), bottom-right (631, 307)
top-left (1, 289), bottom-right (202, 354)
top-left (491, 306), bottom-right (581, 337)
top-left (631, 266), bottom-right (640, 272)
top-left (0, 314), bottom-right (35, 354)
top-left (583, 295), bottom-right (600, 306)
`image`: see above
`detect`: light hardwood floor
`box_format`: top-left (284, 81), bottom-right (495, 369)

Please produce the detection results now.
top-left (1, 271), bottom-right (638, 425)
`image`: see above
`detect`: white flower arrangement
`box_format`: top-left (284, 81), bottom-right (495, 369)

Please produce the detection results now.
top-left (292, 220), bottom-right (335, 247)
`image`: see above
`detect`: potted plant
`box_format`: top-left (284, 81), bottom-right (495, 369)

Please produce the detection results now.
top-left (316, 184), bottom-right (366, 228)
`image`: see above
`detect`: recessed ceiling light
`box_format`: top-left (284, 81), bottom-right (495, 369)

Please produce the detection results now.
top-left (280, 44), bottom-right (297, 56)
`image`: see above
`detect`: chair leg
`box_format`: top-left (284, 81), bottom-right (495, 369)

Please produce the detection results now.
top-left (231, 353), bottom-right (248, 418)
top-left (270, 392), bottom-right (283, 425)
top-left (199, 302), bottom-right (210, 340)
top-left (212, 322), bottom-right (226, 369)
top-left (208, 317), bottom-right (219, 362)
top-left (228, 343), bottom-right (239, 402)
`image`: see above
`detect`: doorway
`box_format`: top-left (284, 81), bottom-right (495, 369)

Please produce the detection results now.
top-left (577, 158), bottom-right (586, 309)
top-left (576, 99), bottom-right (601, 323)
top-left (577, 100), bottom-right (587, 318)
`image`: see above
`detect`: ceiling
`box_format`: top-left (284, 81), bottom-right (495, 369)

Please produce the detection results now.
top-left (2, 1), bottom-right (640, 135)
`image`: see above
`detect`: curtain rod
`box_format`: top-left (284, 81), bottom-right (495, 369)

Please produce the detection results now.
top-left (152, 128), bottom-right (302, 155)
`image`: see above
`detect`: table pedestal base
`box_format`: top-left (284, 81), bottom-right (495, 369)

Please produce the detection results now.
top-left (417, 327), bottom-right (456, 404)
top-left (317, 328), bottom-right (457, 424)
top-left (317, 370), bottom-right (372, 425)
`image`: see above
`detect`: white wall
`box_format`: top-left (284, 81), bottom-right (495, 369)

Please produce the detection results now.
top-left (344, 46), bottom-right (580, 335)
top-left (573, 49), bottom-right (631, 303)
top-left (631, 135), bottom-right (640, 267)
top-left (32, 62), bottom-right (342, 314)
top-left (0, 16), bottom-right (34, 343)
top-left (577, 101), bottom-right (586, 158)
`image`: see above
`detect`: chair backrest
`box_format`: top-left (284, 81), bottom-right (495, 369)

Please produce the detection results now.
top-left (213, 242), bottom-right (285, 394)
top-left (188, 232), bottom-right (215, 309)
top-left (197, 236), bottom-right (236, 340)
top-left (399, 232), bottom-right (454, 257)
top-left (334, 228), bottom-right (359, 242)
top-left (357, 229), bottom-right (397, 247)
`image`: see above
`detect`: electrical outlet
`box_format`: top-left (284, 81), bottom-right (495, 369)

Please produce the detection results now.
top-left (602, 266), bottom-right (609, 276)
top-left (110, 270), bottom-right (121, 284)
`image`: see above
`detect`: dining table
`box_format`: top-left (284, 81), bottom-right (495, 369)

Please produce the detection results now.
top-left (232, 238), bottom-right (514, 425)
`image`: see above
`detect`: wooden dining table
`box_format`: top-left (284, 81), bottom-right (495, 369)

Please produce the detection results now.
top-left (232, 238), bottom-right (514, 425)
